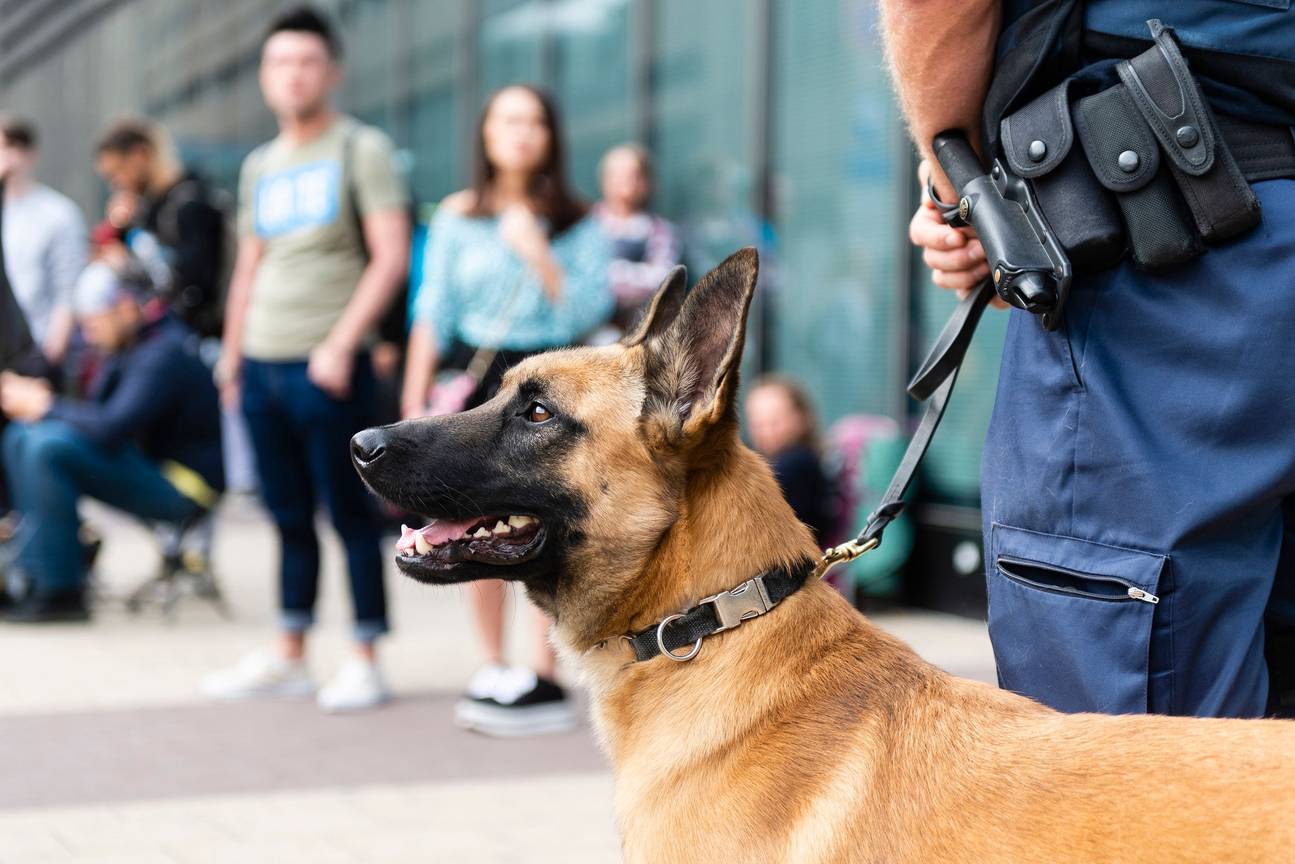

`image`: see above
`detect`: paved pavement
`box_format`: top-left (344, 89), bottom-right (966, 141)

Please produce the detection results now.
top-left (0, 497), bottom-right (996, 863)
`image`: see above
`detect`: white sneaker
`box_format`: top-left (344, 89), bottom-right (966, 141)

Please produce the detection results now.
top-left (463, 662), bottom-right (509, 700)
top-left (317, 658), bottom-right (391, 713)
top-left (202, 650), bottom-right (315, 701)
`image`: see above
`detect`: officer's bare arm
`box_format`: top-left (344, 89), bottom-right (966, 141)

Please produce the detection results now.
top-left (879, 0), bottom-right (1002, 198)
top-left (880, 0), bottom-right (1000, 295)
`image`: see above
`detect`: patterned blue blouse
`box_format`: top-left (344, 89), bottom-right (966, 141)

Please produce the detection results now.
top-left (415, 209), bottom-right (613, 354)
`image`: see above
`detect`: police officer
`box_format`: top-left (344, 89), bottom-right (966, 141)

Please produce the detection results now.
top-left (880, 0), bottom-right (1295, 719)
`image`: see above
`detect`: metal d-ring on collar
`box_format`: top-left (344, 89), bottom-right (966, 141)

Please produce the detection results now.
top-left (656, 613), bottom-right (702, 662)
top-left (653, 576), bottom-right (774, 662)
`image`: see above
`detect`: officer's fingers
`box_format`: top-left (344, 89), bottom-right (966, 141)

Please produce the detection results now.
top-left (909, 205), bottom-right (967, 249)
top-left (909, 204), bottom-right (938, 245)
top-left (923, 244), bottom-right (984, 273)
top-left (932, 265), bottom-right (990, 293)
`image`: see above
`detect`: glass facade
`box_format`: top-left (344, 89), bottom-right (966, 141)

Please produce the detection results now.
top-left (0, 0), bottom-right (1006, 558)
top-left (770, 0), bottom-right (907, 422)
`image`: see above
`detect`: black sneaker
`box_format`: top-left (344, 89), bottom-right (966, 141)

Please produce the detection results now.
top-left (454, 666), bottom-right (577, 737)
top-left (4, 588), bottom-right (90, 623)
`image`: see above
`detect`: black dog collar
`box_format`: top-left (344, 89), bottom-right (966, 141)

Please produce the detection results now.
top-left (624, 559), bottom-right (817, 663)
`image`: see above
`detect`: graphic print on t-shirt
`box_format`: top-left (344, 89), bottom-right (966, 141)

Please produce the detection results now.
top-left (253, 160), bottom-right (340, 238)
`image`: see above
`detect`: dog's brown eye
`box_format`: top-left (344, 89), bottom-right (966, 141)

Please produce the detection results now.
top-left (524, 402), bottom-right (553, 423)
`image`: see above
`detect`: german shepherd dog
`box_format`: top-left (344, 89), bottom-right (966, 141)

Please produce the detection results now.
top-left (352, 249), bottom-right (1294, 863)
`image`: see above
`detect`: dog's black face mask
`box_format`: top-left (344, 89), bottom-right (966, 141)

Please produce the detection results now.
top-left (351, 377), bottom-right (588, 598)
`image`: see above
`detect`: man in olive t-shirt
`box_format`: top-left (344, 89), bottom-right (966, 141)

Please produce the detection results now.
top-left (207, 6), bottom-right (410, 713)
top-left (236, 116), bottom-right (405, 359)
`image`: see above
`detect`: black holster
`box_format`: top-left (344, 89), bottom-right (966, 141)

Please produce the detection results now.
top-left (998, 19), bottom-right (1262, 273)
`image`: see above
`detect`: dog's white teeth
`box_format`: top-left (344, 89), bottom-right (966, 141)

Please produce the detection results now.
top-left (508, 515), bottom-right (535, 529)
top-left (493, 520), bottom-right (512, 535)
top-left (473, 527), bottom-right (491, 539)
top-left (414, 533), bottom-right (432, 554)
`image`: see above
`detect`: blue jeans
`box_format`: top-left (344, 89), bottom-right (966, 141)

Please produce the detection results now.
top-left (981, 179), bottom-right (1295, 718)
top-left (1, 420), bottom-right (199, 594)
top-left (240, 356), bottom-right (387, 642)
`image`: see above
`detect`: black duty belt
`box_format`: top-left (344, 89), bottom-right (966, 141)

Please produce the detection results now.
top-left (1217, 115), bottom-right (1295, 183)
top-left (988, 19), bottom-right (1293, 284)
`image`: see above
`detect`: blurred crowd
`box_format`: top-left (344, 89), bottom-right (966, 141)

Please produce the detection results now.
top-left (0, 6), bottom-right (842, 734)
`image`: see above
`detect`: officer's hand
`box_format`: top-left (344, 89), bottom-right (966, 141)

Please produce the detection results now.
top-left (911, 160), bottom-right (1004, 307)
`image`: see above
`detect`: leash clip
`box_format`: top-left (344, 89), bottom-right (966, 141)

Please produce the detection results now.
top-left (818, 537), bottom-right (880, 575)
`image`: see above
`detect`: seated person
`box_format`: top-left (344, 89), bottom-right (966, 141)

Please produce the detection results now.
top-left (0, 261), bottom-right (224, 622)
top-left (745, 375), bottom-right (832, 543)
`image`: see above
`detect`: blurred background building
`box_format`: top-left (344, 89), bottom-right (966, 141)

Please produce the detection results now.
top-left (0, 0), bottom-right (1008, 613)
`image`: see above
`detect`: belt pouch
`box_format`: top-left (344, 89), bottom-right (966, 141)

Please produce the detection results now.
top-left (1117, 20), bottom-right (1260, 244)
top-left (1074, 83), bottom-right (1200, 270)
top-left (1001, 79), bottom-right (1124, 271)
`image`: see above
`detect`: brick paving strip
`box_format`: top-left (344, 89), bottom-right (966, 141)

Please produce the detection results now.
top-left (0, 775), bottom-right (622, 863)
top-left (0, 692), bottom-right (607, 811)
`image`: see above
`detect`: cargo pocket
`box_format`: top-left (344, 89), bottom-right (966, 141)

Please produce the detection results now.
top-left (988, 523), bottom-right (1166, 714)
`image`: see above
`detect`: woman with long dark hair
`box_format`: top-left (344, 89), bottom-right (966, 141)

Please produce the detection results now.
top-left (402, 84), bottom-right (611, 736)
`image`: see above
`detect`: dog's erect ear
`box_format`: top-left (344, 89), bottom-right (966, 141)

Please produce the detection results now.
top-left (642, 248), bottom-right (759, 441)
top-left (622, 266), bottom-right (687, 347)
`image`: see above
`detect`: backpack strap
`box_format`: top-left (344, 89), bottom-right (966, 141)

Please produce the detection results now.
top-left (341, 122), bottom-right (370, 261)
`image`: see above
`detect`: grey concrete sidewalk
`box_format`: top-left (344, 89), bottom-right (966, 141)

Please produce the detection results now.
top-left (0, 496), bottom-right (996, 863)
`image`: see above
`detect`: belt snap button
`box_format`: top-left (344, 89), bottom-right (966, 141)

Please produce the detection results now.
top-left (1118, 150), bottom-right (1140, 173)
top-left (1028, 139), bottom-right (1047, 162)
top-left (1175, 125), bottom-right (1199, 148)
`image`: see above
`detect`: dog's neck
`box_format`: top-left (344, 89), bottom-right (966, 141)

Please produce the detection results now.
top-left (663, 440), bottom-right (821, 605)
top-left (558, 435), bottom-right (821, 652)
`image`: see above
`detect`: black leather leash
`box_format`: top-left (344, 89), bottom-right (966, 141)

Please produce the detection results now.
top-left (624, 277), bottom-right (996, 663)
top-left (829, 278), bottom-right (995, 555)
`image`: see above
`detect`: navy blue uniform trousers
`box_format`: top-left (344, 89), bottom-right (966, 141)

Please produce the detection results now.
top-left (982, 178), bottom-right (1295, 718)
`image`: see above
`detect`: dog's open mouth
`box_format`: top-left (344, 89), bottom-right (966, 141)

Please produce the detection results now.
top-left (394, 514), bottom-right (545, 573)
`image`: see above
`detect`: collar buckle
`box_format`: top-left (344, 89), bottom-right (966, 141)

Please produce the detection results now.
top-left (701, 576), bottom-right (773, 633)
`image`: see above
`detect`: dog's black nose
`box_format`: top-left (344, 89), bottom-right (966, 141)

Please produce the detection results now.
top-left (350, 428), bottom-right (387, 468)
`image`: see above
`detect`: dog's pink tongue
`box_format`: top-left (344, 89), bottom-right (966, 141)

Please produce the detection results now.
top-left (396, 518), bottom-right (479, 553)
top-left (421, 518), bottom-right (478, 545)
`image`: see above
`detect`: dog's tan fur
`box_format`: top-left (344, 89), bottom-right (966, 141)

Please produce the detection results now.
top-left (452, 251), bottom-right (1295, 862)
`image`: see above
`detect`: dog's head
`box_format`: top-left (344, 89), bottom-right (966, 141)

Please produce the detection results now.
top-left (352, 248), bottom-right (770, 634)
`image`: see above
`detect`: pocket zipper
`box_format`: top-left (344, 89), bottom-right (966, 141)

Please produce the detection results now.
top-left (997, 556), bottom-right (1160, 605)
